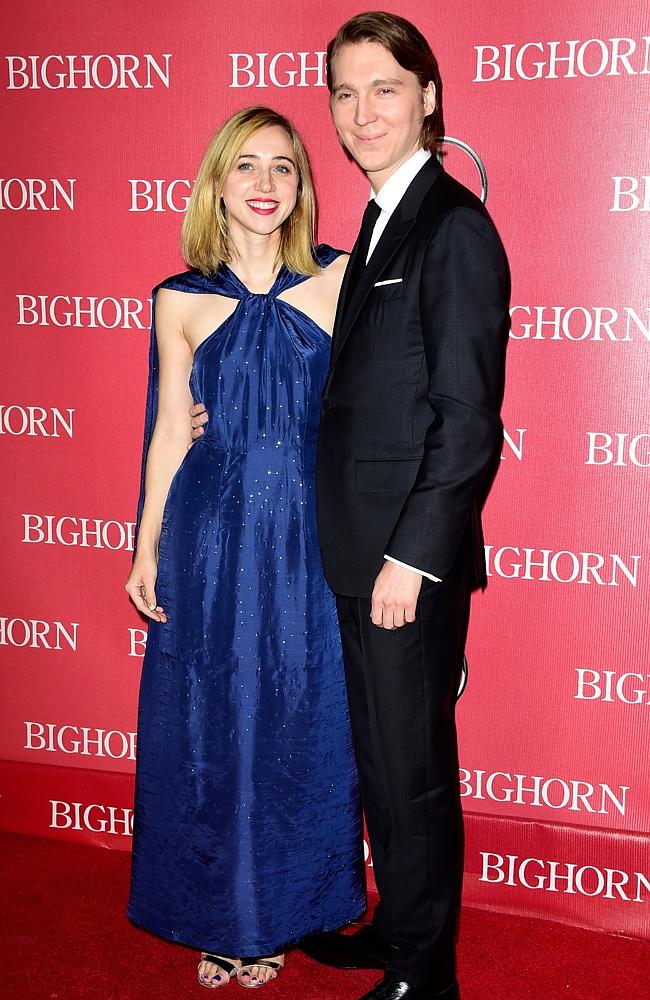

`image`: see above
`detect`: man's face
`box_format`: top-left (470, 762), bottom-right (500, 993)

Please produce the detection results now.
top-left (329, 40), bottom-right (435, 191)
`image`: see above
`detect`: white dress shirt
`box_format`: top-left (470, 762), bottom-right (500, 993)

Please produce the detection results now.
top-left (365, 148), bottom-right (441, 584)
top-left (366, 147), bottom-right (431, 261)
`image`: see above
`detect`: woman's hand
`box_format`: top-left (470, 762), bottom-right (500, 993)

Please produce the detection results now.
top-left (125, 552), bottom-right (168, 623)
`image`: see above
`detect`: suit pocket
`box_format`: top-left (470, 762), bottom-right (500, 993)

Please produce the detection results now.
top-left (367, 280), bottom-right (406, 303)
top-left (354, 457), bottom-right (421, 493)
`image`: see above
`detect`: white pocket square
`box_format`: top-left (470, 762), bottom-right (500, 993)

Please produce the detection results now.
top-left (374, 278), bottom-right (403, 287)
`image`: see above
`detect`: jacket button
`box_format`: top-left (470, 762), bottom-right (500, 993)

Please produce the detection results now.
top-left (323, 398), bottom-right (336, 411)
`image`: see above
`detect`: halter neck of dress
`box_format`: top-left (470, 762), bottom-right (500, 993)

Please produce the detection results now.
top-left (155, 243), bottom-right (344, 301)
top-left (135, 243), bottom-right (345, 542)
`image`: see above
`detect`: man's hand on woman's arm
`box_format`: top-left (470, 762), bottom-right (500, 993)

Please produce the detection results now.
top-left (189, 402), bottom-right (208, 443)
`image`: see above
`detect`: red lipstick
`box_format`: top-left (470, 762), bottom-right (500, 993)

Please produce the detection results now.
top-left (246, 200), bottom-right (279, 215)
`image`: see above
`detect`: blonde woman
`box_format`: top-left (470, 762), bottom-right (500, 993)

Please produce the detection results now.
top-left (126, 107), bottom-right (364, 989)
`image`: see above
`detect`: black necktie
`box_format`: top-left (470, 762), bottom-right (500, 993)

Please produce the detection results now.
top-left (347, 199), bottom-right (382, 295)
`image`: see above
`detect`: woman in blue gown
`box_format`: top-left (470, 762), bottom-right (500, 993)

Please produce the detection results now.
top-left (125, 106), bottom-right (364, 989)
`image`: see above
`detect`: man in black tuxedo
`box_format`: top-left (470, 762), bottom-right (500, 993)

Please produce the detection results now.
top-left (304, 13), bottom-right (509, 1000)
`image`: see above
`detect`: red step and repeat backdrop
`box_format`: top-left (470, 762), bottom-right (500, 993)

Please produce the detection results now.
top-left (1, 0), bottom-right (648, 938)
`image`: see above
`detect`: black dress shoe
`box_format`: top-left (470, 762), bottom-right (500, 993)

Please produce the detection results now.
top-left (358, 974), bottom-right (460, 1000)
top-left (299, 924), bottom-right (397, 969)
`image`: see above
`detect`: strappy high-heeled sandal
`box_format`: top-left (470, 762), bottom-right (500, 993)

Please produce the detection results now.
top-left (198, 952), bottom-right (240, 989)
top-left (237, 955), bottom-right (284, 989)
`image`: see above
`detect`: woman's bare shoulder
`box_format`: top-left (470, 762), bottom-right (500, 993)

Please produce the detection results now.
top-left (320, 252), bottom-right (349, 290)
top-left (154, 286), bottom-right (191, 326)
top-left (324, 252), bottom-right (350, 274)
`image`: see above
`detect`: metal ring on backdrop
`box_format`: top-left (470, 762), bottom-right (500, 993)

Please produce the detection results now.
top-left (457, 655), bottom-right (469, 700)
top-left (437, 136), bottom-right (489, 204)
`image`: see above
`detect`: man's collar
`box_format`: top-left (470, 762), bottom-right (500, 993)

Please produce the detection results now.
top-left (371, 148), bottom-right (432, 216)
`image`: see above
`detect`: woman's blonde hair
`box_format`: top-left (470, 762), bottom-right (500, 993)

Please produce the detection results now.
top-left (182, 106), bottom-right (319, 277)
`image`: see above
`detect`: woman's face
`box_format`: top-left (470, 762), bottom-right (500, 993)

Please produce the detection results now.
top-left (221, 125), bottom-right (300, 239)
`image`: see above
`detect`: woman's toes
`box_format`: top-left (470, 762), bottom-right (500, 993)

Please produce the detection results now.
top-left (200, 961), bottom-right (218, 984)
top-left (257, 965), bottom-right (277, 984)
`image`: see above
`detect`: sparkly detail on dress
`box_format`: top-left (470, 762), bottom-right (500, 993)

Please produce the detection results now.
top-left (127, 245), bottom-right (365, 955)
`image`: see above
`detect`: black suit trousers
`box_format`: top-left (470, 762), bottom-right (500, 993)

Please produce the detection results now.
top-left (335, 579), bottom-right (471, 989)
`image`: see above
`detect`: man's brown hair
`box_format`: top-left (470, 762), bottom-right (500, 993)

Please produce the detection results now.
top-left (326, 11), bottom-right (445, 152)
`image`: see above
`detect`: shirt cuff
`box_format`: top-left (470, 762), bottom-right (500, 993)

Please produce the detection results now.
top-left (384, 555), bottom-right (441, 583)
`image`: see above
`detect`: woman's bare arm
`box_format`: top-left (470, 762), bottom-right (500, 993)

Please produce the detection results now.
top-left (126, 288), bottom-right (194, 619)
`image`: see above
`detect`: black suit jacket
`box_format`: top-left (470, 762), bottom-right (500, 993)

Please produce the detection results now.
top-left (316, 156), bottom-right (510, 598)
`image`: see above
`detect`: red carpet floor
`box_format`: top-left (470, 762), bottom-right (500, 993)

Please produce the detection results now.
top-left (1, 832), bottom-right (647, 1000)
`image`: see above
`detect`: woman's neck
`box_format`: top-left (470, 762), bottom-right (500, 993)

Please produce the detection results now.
top-left (228, 225), bottom-right (282, 294)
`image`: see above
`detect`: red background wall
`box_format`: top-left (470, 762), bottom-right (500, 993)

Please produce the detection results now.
top-left (1, 0), bottom-right (649, 939)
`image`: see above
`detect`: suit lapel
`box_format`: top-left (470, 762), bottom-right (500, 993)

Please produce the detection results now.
top-left (330, 225), bottom-right (364, 354)
top-left (329, 156), bottom-right (444, 372)
top-left (337, 214), bottom-right (416, 351)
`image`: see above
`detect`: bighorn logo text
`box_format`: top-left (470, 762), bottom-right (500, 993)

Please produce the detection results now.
top-left (229, 51), bottom-right (326, 88)
top-left (0, 406), bottom-right (74, 438)
top-left (509, 306), bottom-right (650, 341)
top-left (0, 618), bottom-right (78, 650)
top-left (0, 178), bottom-right (75, 211)
top-left (26, 723), bottom-right (137, 760)
top-left (575, 670), bottom-right (650, 705)
top-left (5, 54), bottom-right (171, 90)
top-left (474, 37), bottom-right (650, 81)
top-left (480, 853), bottom-right (650, 902)
top-left (611, 177), bottom-right (650, 212)
top-left (22, 515), bottom-right (135, 550)
top-left (50, 800), bottom-right (134, 836)
top-left (484, 546), bottom-right (640, 586)
top-left (586, 433), bottom-right (650, 467)
top-left (459, 769), bottom-right (628, 816)
top-left (128, 179), bottom-right (193, 213)
top-left (17, 294), bottom-right (152, 330)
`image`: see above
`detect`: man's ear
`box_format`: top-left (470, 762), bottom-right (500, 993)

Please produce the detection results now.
top-left (423, 81), bottom-right (436, 118)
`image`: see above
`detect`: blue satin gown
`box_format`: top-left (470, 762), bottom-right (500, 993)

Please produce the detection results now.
top-left (127, 245), bottom-right (365, 955)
